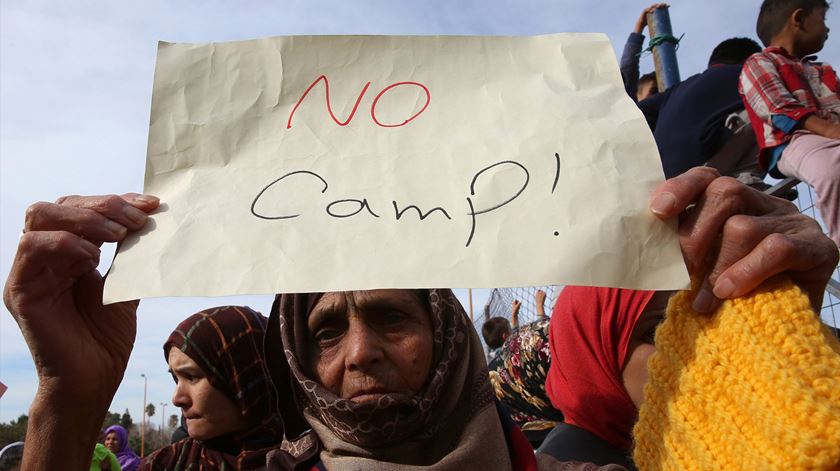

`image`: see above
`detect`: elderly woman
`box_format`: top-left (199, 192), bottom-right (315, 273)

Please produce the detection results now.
top-left (538, 287), bottom-right (671, 469)
top-left (4, 169), bottom-right (839, 469)
top-left (265, 289), bottom-right (536, 469)
top-left (104, 425), bottom-right (140, 471)
top-left (141, 305), bottom-right (317, 470)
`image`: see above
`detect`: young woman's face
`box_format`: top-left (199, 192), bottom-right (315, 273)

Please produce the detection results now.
top-left (307, 290), bottom-right (435, 402)
top-left (103, 431), bottom-right (120, 453)
top-left (168, 348), bottom-right (248, 440)
top-left (621, 291), bottom-right (672, 408)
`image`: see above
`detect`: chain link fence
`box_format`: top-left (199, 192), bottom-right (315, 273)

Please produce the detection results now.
top-left (788, 181), bottom-right (840, 333)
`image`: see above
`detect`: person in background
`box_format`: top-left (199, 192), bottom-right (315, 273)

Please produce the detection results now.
top-left (168, 415), bottom-right (188, 444)
top-left (488, 309), bottom-right (562, 447)
top-left (639, 37), bottom-right (764, 181)
top-left (0, 442), bottom-right (23, 471)
top-left (637, 72), bottom-right (659, 102)
top-left (620, 3), bottom-right (668, 101)
top-left (91, 442), bottom-right (121, 470)
top-left (739, 0), bottom-right (840, 245)
top-left (535, 288), bottom-right (547, 319)
top-left (103, 425), bottom-right (139, 471)
top-left (482, 316), bottom-right (512, 362)
top-left (511, 299), bottom-right (521, 328)
top-left (538, 287), bottom-right (672, 470)
top-left (141, 306), bottom-right (316, 470)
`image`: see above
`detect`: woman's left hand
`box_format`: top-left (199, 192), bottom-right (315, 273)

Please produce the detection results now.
top-left (649, 167), bottom-right (838, 313)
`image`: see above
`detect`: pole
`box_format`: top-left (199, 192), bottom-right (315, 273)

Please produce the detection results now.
top-left (140, 374), bottom-right (147, 457)
top-left (468, 288), bottom-right (474, 322)
top-left (647, 6), bottom-right (681, 91)
top-left (160, 402), bottom-right (167, 443)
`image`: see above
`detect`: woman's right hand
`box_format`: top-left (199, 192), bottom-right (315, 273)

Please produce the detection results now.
top-left (3, 193), bottom-right (159, 400)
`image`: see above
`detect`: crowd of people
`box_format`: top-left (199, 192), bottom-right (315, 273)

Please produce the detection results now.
top-left (3, 0), bottom-right (840, 469)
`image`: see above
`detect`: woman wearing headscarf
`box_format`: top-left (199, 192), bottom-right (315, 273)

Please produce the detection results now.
top-left (265, 289), bottom-right (538, 471)
top-left (538, 287), bottom-right (671, 470)
top-left (104, 425), bottom-right (140, 471)
top-left (488, 318), bottom-right (564, 448)
top-left (142, 305), bottom-right (317, 471)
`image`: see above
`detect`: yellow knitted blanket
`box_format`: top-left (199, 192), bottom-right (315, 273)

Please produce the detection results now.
top-left (633, 276), bottom-right (840, 470)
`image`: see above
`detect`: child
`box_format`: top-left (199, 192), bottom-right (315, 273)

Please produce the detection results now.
top-left (740, 0), bottom-right (840, 245)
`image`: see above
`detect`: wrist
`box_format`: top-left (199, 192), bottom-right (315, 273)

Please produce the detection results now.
top-left (37, 369), bottom-right (122, 404)
top-left (24, 390), bottom-right (107, 470)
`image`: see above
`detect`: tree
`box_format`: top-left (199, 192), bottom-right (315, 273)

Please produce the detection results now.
top-left (168, 414), bottom-right (178, 430)
top-left (120, 408), bottom-right (133, 430)
top-left (145, 402), bottom-right (156, 420)
top-left (0, 414), bottom-right (27, 444)
top-left (102, 410), bottom-right (121, 429)
top-left (129, 434), bottom-right (155, 456)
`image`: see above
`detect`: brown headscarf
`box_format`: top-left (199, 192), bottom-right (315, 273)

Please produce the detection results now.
top-left (142, 306), bottom-right (315, 471)
top-left (265, 289), bottom-right (514, 470)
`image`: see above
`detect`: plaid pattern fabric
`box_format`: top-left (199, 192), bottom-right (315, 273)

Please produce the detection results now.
top-left (739, 47), bottom-right (840, 170)
top-left (141, 306), bottom-right (318, 470)
top-left (164, 305), bottom-right (284, 448)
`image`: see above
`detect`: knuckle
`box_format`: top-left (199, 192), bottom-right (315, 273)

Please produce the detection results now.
top-left (762, 232), bottom-right (796, 259)
top-left (93, 194), bottom-right (125, 214)
top-left (706, 176), bottom-right (744, 202)
top-left (696, 166), bottom-right (721, 180)
top-left (24, 201), bottom-right (51, 227)
top-left (771, 196), bottom-right (799, 214)
top-left (16, 231), bottom-right (39, 251)
top-left (722, 214), bottom-right (758, 241)
top-left (54, 194), bottom-right (78, 205)
top-left (46, 231), bottom-right (77, 252)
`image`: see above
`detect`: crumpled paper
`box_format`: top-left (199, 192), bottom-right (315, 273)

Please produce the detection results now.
top-left (103, 33), bottom-right (688, 303)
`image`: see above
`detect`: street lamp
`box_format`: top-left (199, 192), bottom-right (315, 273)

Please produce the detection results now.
top-left (140, 374), bottom-right (147, 457)
top-left (160, 402), bottom-right (168, 442)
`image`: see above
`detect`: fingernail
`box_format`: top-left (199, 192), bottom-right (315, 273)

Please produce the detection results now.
top-left (713, 277), bottom-right (736, 299)
top-left (123, 205), bottom-right (147, 225)
top-left (135, 194), bottom-right (159, 205)
top-left (650, 192), bottom-right (677, 216)
top-left (105, 220), bottom-right (127, 237)
top-left (692, 283), bottom-right (719, 313)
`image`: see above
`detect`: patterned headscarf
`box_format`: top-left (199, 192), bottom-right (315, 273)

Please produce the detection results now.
top-left (265, 289), bottom-right (515, 470)
top-left (545, 286), bottom-right (654, 451)
top-left (488, 319), bottom-right (564, 433)
top-left (142, 306), bottom-right (314, 471)
top-left (104, 425), bottom-right (140, 471)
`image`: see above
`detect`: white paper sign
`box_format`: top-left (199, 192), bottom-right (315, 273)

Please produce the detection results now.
top-left (103, 33), bottom-right (688, 303)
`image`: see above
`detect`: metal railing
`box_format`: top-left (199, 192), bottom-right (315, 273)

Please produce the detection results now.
top-left (764, 177), bottom-right (840, 333)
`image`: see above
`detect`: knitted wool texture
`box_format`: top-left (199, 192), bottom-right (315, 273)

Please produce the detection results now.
top-left (633, 276), bottom-right (840, 470)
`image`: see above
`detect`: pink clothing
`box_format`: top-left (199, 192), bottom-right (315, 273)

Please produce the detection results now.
top-left (778, 131), bottom-right (840, 246)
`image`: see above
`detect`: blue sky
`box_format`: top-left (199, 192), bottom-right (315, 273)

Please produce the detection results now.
top-left (1, 0), bottom-right (837, 424)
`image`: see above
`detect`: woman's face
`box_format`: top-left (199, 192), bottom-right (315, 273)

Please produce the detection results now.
top-left (103, 431), bottom-right (120, 453)
top-left (307, 289), bottom-right (435, 402)
top-left (621, 291), bottom-right (672, 408)
top-left (168, 347), bottom-right (248, 440)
